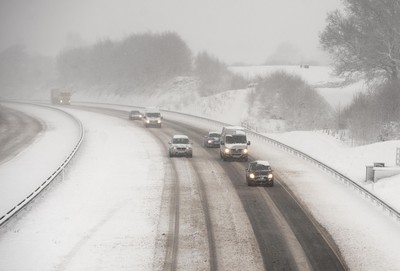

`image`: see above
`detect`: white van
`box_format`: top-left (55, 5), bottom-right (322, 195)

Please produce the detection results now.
top-left (219, 126), bottom-right (250, 161)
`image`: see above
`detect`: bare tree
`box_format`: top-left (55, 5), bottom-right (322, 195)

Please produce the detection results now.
top-left (320, 0), bottom-right (400, 82)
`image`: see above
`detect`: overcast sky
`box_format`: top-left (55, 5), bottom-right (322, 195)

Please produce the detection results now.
top-left (0, 0), bottom-right (342, 64)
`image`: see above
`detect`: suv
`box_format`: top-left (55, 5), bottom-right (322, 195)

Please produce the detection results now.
top-left (168, 135), bottom-right (193, 157)
top-left (203, 131), bottom-right (221, 148)
top-left (220, 126), bottom-right (250, 161)
top-left (245, 160), bottom-right (274, 186)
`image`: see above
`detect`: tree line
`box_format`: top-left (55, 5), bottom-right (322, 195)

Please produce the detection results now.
top-left (0, 32), bottom-right (246, 97)
top-left (56, 32), bottom-right (192, 89)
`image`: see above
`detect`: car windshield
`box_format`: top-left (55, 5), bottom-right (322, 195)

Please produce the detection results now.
top-left (225, 134), bottom-right (247, 144)
top-left (147, 113), bottom-right (160, 117)
top-left (173, 138), bottom-right (189, 144)
top-left (254, 164), bottom-right (271, 171)
top-left (209, 133), bottom-right (220, 138)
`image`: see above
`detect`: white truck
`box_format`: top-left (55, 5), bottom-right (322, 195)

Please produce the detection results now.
top-left (143, 107), bottom-right (162, 128)
top-left (219, 126), bottom-right (250, 161)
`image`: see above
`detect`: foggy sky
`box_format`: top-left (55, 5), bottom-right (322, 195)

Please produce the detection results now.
top-left (0, 0), bottom-right (342, 64)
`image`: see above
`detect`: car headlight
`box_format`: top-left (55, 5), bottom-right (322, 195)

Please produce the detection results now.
top-left (146, 120), bottom-right (150, 123)
top-left (157, 120), bottom-right (161, 123)
top-left (186, 146), bottom-right (191, 150)
top-left (249, 173), bottom-right (255, 179)
top-left (224, 148), bottom-right (230, 154)
top-left (208, 140), bottom-right (212, 143)
top-left (243, 149), bottom-right (248, 154)
top-left (268, 173), bottom-right (273, 179)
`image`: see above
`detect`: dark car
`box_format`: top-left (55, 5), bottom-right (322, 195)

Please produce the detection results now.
top-left (245, 160), bottom-right (274, 186)
top-left (203, 131), bottom-right (221, 148)
top-left (129, 110), bottom-right (143, 120)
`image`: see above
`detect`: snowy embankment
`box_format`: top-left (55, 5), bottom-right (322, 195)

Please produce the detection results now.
top-left (266, 131), bottom-right (400, 212)
top-left (229, 65), bottom-right (366, 108)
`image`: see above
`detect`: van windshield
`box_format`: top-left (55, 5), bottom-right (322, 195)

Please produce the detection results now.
top-left (225, 135), bottom-right (247, 144)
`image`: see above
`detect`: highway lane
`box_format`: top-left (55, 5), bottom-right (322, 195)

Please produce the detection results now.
top-left (165, 117), bottom-right (347, 271)
top-left (0, 104), bottom-right (43, 164)
top-left (71, 105), bottom-right (264, 270)
top-left (72, 105), bottom-right (347, 270)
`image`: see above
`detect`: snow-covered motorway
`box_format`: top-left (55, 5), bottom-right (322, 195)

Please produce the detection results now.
top-left (1, 102), bottom-right (400, 270)
top-left (0, 105), bottom-right (43, 164)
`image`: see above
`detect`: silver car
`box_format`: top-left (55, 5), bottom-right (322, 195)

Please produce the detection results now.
top-left (168, 135), bottom-right (193, 158)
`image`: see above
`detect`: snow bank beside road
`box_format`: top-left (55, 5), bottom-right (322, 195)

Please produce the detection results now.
top-left (267, 130), bottom-right (400, 212)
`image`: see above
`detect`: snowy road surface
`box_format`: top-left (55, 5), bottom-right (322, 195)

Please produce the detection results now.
top-left (0, 104), bottom-right (43, 164)
top-left (0, 103), bottom-right (400, 270)
top-left (0, 103), bottom-right (80, 219)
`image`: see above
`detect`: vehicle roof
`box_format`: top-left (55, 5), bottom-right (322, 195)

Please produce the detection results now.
top-left (234, 130), bottom-right (246, 135)
top-left (208, 131), bottom-right (220, 135)
top-left (251, 160), bottom-right (271, 166)
top-left (172, 134), bottom-right (189, 139)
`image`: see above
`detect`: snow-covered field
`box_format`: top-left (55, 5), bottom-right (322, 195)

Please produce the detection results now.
top-left (1, 65), bottom-right (400, 270)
